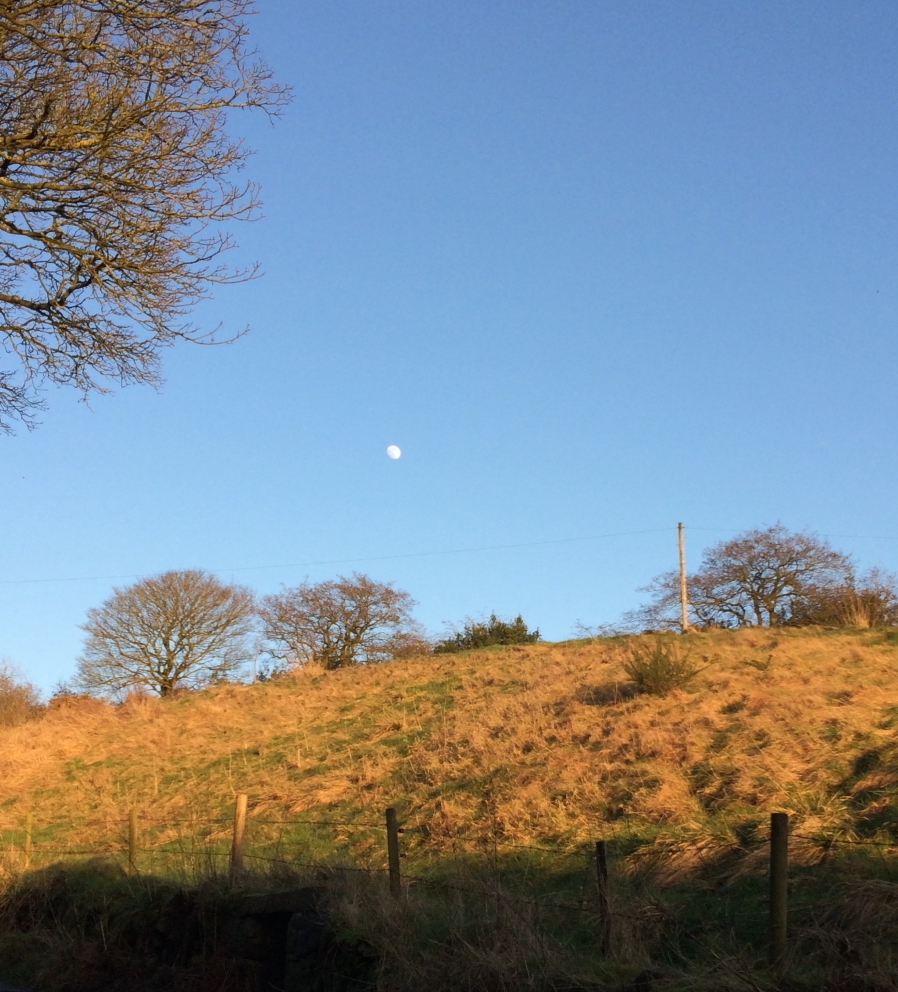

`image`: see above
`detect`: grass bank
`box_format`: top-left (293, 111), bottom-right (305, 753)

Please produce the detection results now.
top-left (0, 628), bottom-right (896, 989)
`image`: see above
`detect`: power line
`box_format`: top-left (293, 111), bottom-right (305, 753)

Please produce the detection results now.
top-left (8, 522), bottom-right (897, 588)
top-left (0, 527), bottom-right (672, 587)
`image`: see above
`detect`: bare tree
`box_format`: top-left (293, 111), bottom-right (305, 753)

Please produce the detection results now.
top-left (625, 525), bottom-right (854, 629)
top-left (259, 573), bottom-right (424, 670)
top-left (76, 570), bottom-right (256, 697)
top-left (0, 0), bottom-right (288, 430)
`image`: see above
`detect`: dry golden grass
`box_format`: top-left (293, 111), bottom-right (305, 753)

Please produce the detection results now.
top-left (1, 628), bottom-right (897, 869)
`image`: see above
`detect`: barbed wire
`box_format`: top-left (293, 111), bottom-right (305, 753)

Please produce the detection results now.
top-left (492, 842), bottom-right (588, 858)
top-left (12, 831), bottom-right (898, 853)
top-left (2, 814), bottom-right (384, 832)
top-left (22, 848), bottom-right (115, 857)
top-left (241, 852), bottom-right (389, 874)
top-left (8, 811), bottom-right (897, 877)
top-left (136, 816), bottom-right (233, 825)
top-left (251, 817), bottom-right (384, 828)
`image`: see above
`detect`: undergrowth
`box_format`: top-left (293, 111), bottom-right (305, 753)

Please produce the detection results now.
top-left (2, 842), bottom-right (898, 991)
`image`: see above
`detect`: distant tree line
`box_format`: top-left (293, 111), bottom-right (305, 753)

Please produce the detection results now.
top-left (60, 571), bottom-right (540, 699)
top-left (7, 523), bottom-right (896, 706)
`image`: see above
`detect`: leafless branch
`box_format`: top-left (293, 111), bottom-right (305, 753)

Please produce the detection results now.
top-left (0, 0), bottom-right (289, 429)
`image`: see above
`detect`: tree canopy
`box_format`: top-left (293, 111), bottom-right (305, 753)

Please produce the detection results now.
top-left (0, 0), bottom-right (287, 430)
top-left (259, 573), bottom-right (423, 670)
top-left (76, 569), bottom-right (256, 697)
top-left (628, 525), bottom-right (857, 629)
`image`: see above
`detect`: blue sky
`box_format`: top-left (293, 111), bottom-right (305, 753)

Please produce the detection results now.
top-left (4, 0), bottom-right (898, 692)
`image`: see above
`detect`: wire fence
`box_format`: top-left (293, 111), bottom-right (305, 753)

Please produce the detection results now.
top-left (4, 802), bottom-right (896, 925)
top-left (5, 804), bottom-right (898, 874)
top-left (4, 801), bottom-right (898, 975)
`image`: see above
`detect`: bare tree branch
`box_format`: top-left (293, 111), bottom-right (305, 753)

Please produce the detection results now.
top-left (0, 0), bottom-right (289, 430)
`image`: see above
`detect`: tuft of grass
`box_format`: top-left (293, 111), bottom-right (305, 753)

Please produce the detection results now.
top-left (622, 639), bottom-right (705, 696)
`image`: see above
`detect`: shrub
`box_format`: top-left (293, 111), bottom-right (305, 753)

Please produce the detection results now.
top-left (433, 613), bottom-right (540, 654)
top-left (622, 640), bottom-right (703, 696)
top-left (0, 661), bottom-right (43, 726)
top-left (46, 691), bottom-right (111, 715)
top-left (792, 568), bottom-right (898, 628)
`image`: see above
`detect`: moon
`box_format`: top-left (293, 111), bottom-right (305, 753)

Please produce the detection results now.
top-left (386, 445), bottom-right (402, 460)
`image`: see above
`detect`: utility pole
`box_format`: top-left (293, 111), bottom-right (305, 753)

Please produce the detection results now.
top-left (678, 522), bottom-right (690, 633)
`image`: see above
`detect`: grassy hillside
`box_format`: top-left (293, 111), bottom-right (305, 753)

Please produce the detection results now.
top-left (1, 627), bottom-right (897, 867)
top-left (2, 628), bottom-right (898, 990)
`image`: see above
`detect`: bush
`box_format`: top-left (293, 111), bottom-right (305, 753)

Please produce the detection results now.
top-left (0, 661), bottom-right (43, 726)
top-left (46, 690), bottom-right (111, 715)
top-left (622, 640), bottom-right (703, 696)
top-left (433, 613), bottom-right (540, 654)
top-left (792, 569), bottom-right (898, 628)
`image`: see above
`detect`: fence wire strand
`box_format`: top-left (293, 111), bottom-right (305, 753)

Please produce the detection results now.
top-left (7, 811), bottom-right (896, 885)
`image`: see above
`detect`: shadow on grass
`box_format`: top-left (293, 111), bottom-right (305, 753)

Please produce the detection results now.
top-left (2, 841), bottom-right (898, 992)
top-left (575, 683), bottom-right (640, 706)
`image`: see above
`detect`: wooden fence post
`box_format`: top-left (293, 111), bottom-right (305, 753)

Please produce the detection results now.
top-left (385, 807), bottom-right (401, 899)
top-left (231, 793), bottom-right (248, 877)
top-left (24, 812), bottom-right (33, 869)
top-left (770, 811), bottom-right (789, 970)
top-left (128, 809), bottom-right (139, 876)
top-left (595, 840), bottom-right (611, 955)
